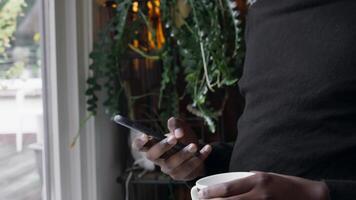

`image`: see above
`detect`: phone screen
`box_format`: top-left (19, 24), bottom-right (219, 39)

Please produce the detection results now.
top-left (113, 115), bottom-right (165, 139)
top-left (113, 114), bottom-right (199, 159)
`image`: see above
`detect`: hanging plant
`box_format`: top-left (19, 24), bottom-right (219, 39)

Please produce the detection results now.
top-left (85, 0), bottom-right (245, 133)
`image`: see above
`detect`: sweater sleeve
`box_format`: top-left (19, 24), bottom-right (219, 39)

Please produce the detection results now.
top-left (185, 142), bottom-right (234, 188)
top-left (204, 142), bottom-right (234, 176)
top-left (324, 180), bottom-right (356, 200)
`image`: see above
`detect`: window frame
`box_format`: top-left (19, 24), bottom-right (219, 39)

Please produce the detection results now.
top-left (40, 0), bottom-right (97, 200)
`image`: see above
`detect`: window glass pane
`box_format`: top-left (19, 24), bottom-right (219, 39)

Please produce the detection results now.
top-left (0, 0), bottom-right (44, 199)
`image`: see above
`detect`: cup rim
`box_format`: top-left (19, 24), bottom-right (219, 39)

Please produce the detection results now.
top-left (190, 185), bottom-right (199, 200)
top-left (196, 172), bottom-right (255, 189)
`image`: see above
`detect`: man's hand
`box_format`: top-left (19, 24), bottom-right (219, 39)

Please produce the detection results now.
top-left (132, 117), bottom-right (212, 181)
top-left (199, 172), bottom-right (330, 200)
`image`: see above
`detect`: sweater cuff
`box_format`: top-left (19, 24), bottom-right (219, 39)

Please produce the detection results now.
top-left (324, 180), bottom-right (356, 200)
top-left (185, 177), bottom-right (199, 188)
top-left (204, 142), bottom-right (233, 176)
top-left (185, 142), bottom-right (233, 188)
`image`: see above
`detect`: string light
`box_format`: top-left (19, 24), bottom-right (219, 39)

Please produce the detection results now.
top-left (103, 1), bottom-right (118, 8)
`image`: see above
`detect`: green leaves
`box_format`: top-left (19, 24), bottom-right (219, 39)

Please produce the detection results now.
top-left (86, 0), bottom-right (245, 133)
top-left (168, 0), bottom-right (244, 132)
top-left (86, 77), bottom-right (101, 115)
top-left (226, 0), bottom-right (243, 54)
top-left (0, 0), bottom-right (26, 54)
top-left (85, 1), bottom-right (131, 117)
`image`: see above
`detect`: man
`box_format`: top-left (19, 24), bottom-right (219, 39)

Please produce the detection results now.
top-left (134, 0), bottom-right (356, 199)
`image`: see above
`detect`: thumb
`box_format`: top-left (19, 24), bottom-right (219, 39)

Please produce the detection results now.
top-left (167, 117), bottom-right (181, 133)
top-left (167, 117), bottom-right (185, 139)
top-left (174, 128), bottom-right (185, 139)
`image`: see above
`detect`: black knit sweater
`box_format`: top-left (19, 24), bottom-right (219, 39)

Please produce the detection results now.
top-left (206, 1), bottom-right (356, 199)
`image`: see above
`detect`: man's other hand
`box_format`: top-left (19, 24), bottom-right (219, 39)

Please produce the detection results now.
top-left (198, 172), bottom-right (330, 200)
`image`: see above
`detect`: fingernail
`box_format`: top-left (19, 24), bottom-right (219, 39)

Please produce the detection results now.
top-left (134, 136), bottom-right (147, 149)
top-left (140, 134), bottom-right (147, 140)
top-left (198, 190), bottom-right (204, 198)
top-left (137, 135), bottom-right (147, 144)
top-left (200, 145), bottom-right (212, 153)
top-left (167, 136), bottom-right (176, 145)
top-left (174, 128), bottom-right (184, 138)
top-left (187, 144), bottom-right (197, 153)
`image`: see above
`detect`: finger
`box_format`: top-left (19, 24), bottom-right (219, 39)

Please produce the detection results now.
top-left (185, 144), bottom-right (212, 179)
top-left (164, 132), bottom-right (173, 137)
top-left (201, 190), bottom-right (256, 200)
top-left (198, 144), bottom-right (212, 160)
top-left (167, 117), bottom-right (182, 133)
top-left (170, 145), bottom-right (212, 180)
top-left (267, 172), bottom-right (298, 179)
top-left (169, 156), bottom-right (201, 181)
top-left (145, 135), bottom-right (177, 161)
top-left (163, 143), bottom-right (198, 171)
top-left (174, 128), bottom-right (185, 139)
top-left (167, 117), bottom-right (199, 145)
top-left (132, 134), bottom-right (148, 150)
top-left (167, 117), bottom-right (186, 139)
top-left (199, 174), bottom-right (256, 199)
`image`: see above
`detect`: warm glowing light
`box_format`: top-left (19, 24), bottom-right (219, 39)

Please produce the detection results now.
top-left (131, 0), bottom-right (165, 51)
top-left (156, 22), bottom-right (165, 49)
top-left (102, 1), bottom-right (118, 8)
top-left (146, 0), bottom-right (165, 49)
top-left (148, 31), bottom-right (155, 49)
top-left (132, 1), bottom-right (139, 13)
top-left (133, 39), bottom-right (139, 48)
top-left (153, 0), bottom-right (160, 7)
top-left (147, 1), bottom-right (153, 10)
top-left (155, 7), bottom-right (160, 15)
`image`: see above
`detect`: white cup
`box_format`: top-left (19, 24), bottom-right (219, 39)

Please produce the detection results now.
top-left (191, 172), bottom-right (255, 200)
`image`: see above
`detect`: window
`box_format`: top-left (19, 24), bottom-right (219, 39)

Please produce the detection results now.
top-left (0, 0), bottom-right (44, 199)
top-left (1, 0), bottom-right (100, 199)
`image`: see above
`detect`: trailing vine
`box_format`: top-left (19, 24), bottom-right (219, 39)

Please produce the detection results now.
top-left (86, 0), bottom-right (245, 133)
top-left (87, 0), bottom-right (132, 116)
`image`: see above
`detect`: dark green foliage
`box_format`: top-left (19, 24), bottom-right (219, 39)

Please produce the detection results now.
top-left (168, 0), bottom-right (244, 132)
top-left (86, 0), bottom-right (131, 116)
top-left (86, 0), bottom-right (244, 132)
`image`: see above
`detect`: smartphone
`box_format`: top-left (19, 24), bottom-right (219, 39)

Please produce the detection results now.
top-left (113, 114), bottom-right (199, 159)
